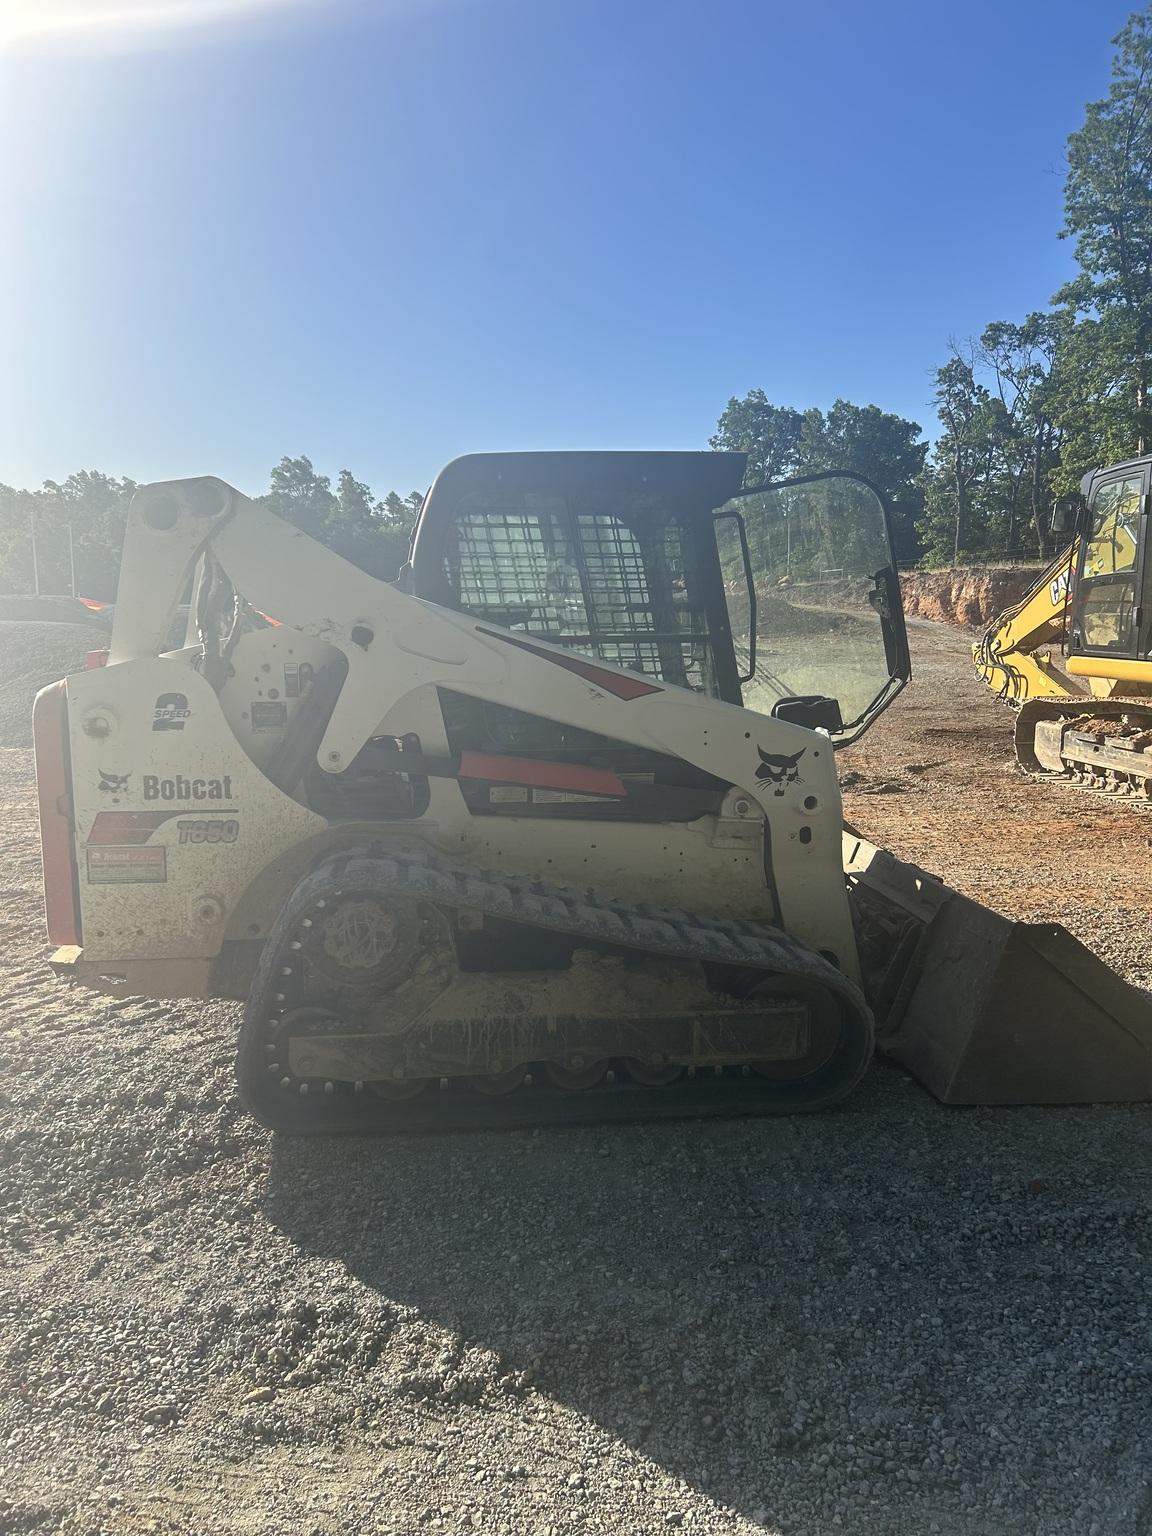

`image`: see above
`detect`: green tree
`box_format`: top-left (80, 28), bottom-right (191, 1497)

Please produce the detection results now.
top-left (263, 455), bottom-right (340, 541)
top-left (920, 10), bottom-right (1152, 560)
top-left (336, 468), bottom-right (377, 527)
top-left (977, 315), bottom-right (1065, 556)
top-left (919, 357), bottom-right (997, 565)
top-left (1044, 310), bottom-right (1146, 491)
top-left (710, 391), bottom-right (805, 481)
top-left (796, 399), bottom-right (928, 560)
top-left (260, 457), bottom-right (412, 579)
top-left (1055, 8), bottom-right (1152, 458)
top-left (711, 390), bottom-right (928, 560)
top-left (0, 471), bottom-right (137, 598)
top-left (0, 457), bottom-right (423, 595)
top-left (378, 490), bottom-right (423, 548)
top-left (333, 468), bottom-right (408, 577)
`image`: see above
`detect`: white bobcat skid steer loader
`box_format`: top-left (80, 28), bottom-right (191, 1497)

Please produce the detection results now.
top-left (34, 453), bottom-right (1152, 1131)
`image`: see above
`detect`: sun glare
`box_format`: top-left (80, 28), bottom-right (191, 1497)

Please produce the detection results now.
top-left (1, 0), bottom-right (305, 48)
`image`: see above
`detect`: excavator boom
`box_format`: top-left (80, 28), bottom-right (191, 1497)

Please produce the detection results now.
top-left (973, 542), bottom-right (1083, 704)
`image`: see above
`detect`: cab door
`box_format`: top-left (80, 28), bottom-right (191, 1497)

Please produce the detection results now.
top-left (713, 472), bottom-right (910, 747)
top-left (1070, 466), bottom-right (1149, 660)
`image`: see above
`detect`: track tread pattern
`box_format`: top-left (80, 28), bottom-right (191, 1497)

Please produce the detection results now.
top-left (237, 848), bottom-right (873, 1134)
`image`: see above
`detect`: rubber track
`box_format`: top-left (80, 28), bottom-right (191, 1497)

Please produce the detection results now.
top-left (237, 848), bottom-right (875, 1134)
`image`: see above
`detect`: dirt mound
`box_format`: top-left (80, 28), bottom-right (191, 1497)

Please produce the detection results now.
top-left (900, 566), bottom-right (1044, 628)
top-left (0, 621), bottom-right (102, 747)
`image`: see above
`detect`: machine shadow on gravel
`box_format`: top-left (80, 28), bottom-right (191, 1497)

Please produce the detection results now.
top-left (261, 1074), bottom-right (1152, 1534)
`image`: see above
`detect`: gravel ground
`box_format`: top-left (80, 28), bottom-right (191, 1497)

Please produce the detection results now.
top-left (1, 623), bottom-right (1150, 1536)
top-left (0, 622), bottom-right (106, 747)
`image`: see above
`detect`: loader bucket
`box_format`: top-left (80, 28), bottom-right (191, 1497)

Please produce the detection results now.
top-left (844, 830), bottom-right (1152, 1105)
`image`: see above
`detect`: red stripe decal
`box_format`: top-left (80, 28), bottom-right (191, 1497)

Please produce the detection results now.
top-left (458, 751), bottom-right (625, 798)
top-left (87, 811), bottom-right (181, 846)
top-left (477, 628), bottom-right (663, 700)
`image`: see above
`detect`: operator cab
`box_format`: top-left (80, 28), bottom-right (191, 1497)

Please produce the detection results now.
top-left (407, 451), bottom-right (909, 748)
top-left (1068, 455), bottom-right (1152, 661)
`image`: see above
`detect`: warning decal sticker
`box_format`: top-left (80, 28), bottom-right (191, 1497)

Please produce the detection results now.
top-left (86, 846), bottom-right (168, 884)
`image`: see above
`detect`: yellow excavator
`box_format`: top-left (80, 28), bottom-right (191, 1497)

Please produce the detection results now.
top-left (975, 453), bottom-right (1152, 794)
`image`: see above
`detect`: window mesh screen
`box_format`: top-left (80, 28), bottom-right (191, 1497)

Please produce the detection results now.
top-left (451, 505), bottom-right (571, 635)
top-left (445, 495), bottom-right (716, 693)
top-left (577, 515), bottom-right (654, 634)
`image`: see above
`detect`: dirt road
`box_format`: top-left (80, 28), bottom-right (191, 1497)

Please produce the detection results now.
top-left (1, 621), bottom-right (1150, 1536)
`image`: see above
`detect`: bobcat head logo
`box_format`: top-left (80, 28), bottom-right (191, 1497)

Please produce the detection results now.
top-left (755, 747), bottom-right (806, 796)
top-left (98, 769), bottom-right (131, 796)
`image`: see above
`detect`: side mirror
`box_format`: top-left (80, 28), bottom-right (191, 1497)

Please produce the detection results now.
top-left (1049, 496), bottom-right (1083, 538)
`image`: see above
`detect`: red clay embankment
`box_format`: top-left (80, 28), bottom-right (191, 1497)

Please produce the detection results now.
top-left (899, 566), bottom-right (1044, 628)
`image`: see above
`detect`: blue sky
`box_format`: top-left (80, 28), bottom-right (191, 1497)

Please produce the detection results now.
top-left (0, 0), bottom-right (1131, 498)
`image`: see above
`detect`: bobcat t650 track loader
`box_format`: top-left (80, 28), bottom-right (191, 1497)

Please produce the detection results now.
top-left (33, 453), bottom-right (1152, 1130)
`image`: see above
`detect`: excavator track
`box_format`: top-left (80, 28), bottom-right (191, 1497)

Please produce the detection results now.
top-left (236, 848), bottom-right (874, 1134)
top-left (1014, 697), bottom-right (1152, 804)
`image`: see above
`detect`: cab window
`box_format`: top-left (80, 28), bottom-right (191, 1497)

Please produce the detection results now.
top-left (714, 474), bottom-right (907, 746)
top-left (1078, 475), bottom-right (1143, 651)
top-left (443, 490), bottom-right (722, 694)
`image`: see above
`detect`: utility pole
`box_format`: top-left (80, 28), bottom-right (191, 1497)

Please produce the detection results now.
top-left (28, 508), bottom-right (40, 596)
top-left (67, 523), bottom-right (76, 596)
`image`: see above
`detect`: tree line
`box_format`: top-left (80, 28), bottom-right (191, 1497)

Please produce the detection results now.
top-left (2, 9), bottom-right (1149, 587)
top-left (719, 8), bottom-right (1152, 566)
top-left (0, 458), bottom-right (424, 601)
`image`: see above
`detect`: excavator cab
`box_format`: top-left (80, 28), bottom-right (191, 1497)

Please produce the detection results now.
top-left (1067, 457), bottom-right (1151, 663)
top-left (975, 454), bottom-right (1152, 718)
top-left (407, 451), bottom-right (909, 748)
